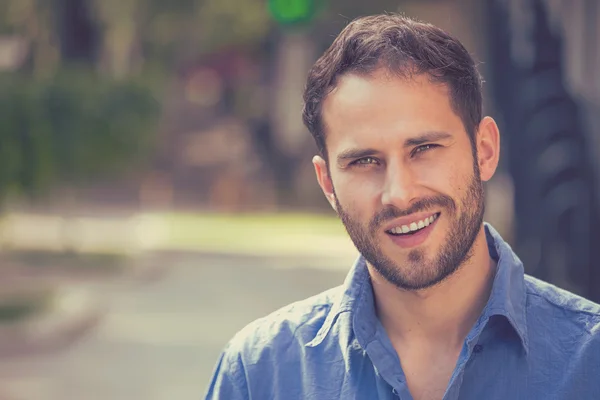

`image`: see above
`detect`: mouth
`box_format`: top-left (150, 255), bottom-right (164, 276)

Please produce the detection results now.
top-left (384, 212), bottom-right (441, 248)
top-left (385, 212), bottom-right (441, 236)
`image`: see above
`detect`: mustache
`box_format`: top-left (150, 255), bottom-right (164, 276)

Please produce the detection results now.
top-left (369, 195), bottom-right (455, 231)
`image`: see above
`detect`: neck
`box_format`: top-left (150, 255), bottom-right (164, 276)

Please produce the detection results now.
top-left (369, 225), bottom-right (496, 348)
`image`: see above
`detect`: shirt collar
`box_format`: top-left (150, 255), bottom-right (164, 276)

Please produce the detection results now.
top-left (481, 223), bottom-right (529, 353)
top-left (305, 255), bottom-right (371, 347)
top-left (306, 223), bottom-right (529, 353)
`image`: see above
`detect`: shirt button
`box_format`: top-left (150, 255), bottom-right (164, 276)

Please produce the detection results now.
top-left (473, 344), bottom-right (484, 353)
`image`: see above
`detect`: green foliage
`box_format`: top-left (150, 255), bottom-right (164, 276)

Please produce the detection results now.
top-left (0, 293), bottom-right (49, 323)
top-left (0, 78), bottom-right (53, 201)
top-left (0, 70), bottom-right (160, 205)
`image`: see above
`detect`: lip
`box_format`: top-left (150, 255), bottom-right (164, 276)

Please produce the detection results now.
top-left (382, 211), bottom-right (440, 233)
top-left (385, 213), bottom-right (440, 249)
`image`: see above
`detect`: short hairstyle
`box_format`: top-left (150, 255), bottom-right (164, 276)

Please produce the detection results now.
top-left (302, 14), bottom-right (483, 159)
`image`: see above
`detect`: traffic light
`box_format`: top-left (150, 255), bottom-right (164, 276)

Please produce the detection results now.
top-left (268, 0), bottom-right (324, 26)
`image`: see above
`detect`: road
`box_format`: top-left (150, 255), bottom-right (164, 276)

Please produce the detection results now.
top-left (0, 252), bottom-right (351, 400)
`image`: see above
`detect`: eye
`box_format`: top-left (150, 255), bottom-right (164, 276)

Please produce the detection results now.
top-left (352, 157), bottom-right (379, 166)
top-left (412, 144), bottom-right (439, 156)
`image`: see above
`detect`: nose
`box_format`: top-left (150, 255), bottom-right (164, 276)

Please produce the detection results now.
top-left (381, 161), bottom-right (418, 209)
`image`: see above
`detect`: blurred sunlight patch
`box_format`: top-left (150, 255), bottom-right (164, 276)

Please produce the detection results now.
top-left (163, 212), bottom-right (354, 257)
top-left (1, 212), bottom-right (355, 259)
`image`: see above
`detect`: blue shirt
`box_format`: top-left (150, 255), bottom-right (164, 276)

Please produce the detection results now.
top-left (204, 224), bottom-right (600, 399)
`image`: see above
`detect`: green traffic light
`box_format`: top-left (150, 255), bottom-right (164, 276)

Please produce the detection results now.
top-left (268, 0), bottom-right (320, 26)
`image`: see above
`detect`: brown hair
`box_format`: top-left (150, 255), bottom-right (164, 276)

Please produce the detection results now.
top-left (302, 14), bottom-right (483, 159)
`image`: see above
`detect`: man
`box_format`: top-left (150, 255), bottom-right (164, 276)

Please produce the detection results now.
top-left (205, 14), bottom-right (600, 400)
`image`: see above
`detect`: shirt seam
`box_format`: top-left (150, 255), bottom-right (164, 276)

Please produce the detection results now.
top-left (526, 291), bottom-right (600, 338)
top-left (525, 291), bottom-right (600, 318)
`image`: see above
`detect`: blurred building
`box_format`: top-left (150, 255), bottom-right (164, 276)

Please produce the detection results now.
top-left (485, 0), bottom-right (600, 301)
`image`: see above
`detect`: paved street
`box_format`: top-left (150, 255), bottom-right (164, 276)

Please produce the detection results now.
top-left (0, 252), bottom-right (351, 400)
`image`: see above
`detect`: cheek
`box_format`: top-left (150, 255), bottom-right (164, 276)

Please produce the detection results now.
top-left (414, 154), bottom-right (471, 197)
top-left (415, 158), bottom-right (454, 187)
top-left (333, 174), bottom-right (382, 216)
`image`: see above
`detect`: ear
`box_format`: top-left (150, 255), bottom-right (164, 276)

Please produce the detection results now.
top-left (475, 116), bottom-right (501, 182)
top-left (313, 155), bottom-right (337, 212)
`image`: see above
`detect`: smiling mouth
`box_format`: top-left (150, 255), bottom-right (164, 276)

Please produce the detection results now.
top-left (385, 212), bottom-right (441, 236)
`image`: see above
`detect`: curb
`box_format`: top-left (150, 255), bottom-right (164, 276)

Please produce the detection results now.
top-left (0, 286), bottom-right (104, 358)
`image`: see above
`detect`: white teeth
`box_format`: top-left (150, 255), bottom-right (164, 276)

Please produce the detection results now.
top-left (388, 213), bottom-right (439, 235)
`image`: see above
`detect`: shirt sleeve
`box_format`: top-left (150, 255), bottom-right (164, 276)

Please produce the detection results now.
top-left (204, 345), bottom-right (249, 400)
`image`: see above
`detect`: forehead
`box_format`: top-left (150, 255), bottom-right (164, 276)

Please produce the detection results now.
top-left (321, 71), bottom-right (465, 151)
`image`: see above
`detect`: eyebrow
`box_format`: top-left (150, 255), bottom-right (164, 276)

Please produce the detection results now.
top-left (336, 148), bottom-right (380, 166)
top-left (404, 131), bottom-right (453, 147)
top-left (336, 131), bottom-right (453, 166)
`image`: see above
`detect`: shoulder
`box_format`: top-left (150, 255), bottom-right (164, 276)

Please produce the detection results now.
top-left (206, 287), bottom-right (342, 400)
top-left (525, 275), bottom-right (600, 335)
top-left (205, 287), bottom-right (342, 399)
top-left (523, 276), bottom-right (600, 392)
top-left (224, 285), bottom-right (341, 363)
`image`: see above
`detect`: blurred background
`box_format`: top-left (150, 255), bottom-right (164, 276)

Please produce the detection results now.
top-left (0, 0), bottom-right (598, 398)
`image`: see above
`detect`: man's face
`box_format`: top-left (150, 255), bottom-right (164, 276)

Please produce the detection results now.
top-left (315, 71), bottom-right (487, 290)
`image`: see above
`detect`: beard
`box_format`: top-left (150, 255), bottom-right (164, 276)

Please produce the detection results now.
top-left (335, 163), bottom-right (485, 291)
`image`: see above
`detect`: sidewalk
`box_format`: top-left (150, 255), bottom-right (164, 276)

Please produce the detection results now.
top-left (0, 246), bottom-right (350, 400)
top-left (0, 211), bottom-right (358, 363)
